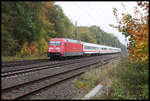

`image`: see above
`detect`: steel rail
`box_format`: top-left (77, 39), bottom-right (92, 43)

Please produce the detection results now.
top-left (1, 54), bottom-right (120, 100)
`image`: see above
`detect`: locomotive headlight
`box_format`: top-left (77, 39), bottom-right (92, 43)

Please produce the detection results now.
top-left (56, 47), bottom-right (60, 50)
top-left (49, 47), bottom-right (54, 49)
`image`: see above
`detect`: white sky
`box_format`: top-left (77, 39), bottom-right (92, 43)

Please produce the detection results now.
top-left (55, 1), bottom-right (139, 46)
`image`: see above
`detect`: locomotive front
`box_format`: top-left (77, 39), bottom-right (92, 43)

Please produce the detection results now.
top-left (47, 38), bottom-right (65, 59)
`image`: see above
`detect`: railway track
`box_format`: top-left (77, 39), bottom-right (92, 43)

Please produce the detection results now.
top-left (2, 59), bottom-right (50, 68)
top-left (1, 56), bottom-right (99, 77)
top-left (1, 54), bottom-right (120, 100)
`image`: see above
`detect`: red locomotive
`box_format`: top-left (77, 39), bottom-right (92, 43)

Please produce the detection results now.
top-left (48, 38), bottom-right (121, 60)
top-left (48, 38), bottom-right (83, 59)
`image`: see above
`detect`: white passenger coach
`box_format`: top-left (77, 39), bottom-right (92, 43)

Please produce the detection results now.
top-left (82, 42), bottom-right (121, 55)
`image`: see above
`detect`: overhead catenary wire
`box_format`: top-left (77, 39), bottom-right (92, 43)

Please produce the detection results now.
top-left (73, 3), bottom-right (100, 26)
top-left (73, 3), bottom-right (108, 31)
top-left (87, 3), bottom-right (105, 23)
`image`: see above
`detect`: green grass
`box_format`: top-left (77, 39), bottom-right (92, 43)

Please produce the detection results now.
top-left (2, 54), bottom-right (49, 62)
top-left (73, 56), bottom-right (121, 99)
top-left (73, 54), bottom-right (148, 100)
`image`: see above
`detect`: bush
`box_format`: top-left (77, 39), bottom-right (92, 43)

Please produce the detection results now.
top-left (111, 55), bottom-right (149, 99)
top-left (37, 38), bottom-right (48, 55)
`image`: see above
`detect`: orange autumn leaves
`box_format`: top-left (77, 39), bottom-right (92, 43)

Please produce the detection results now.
top-left (20, 41), bottom-right (39, 56)
top-left (110, 1), bottom-right (149, 63)
top-left (20, 38), bottom-right (48, 56)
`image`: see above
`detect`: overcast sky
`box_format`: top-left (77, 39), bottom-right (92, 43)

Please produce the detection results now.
top-left (55, 1), bottom-right (139, 46)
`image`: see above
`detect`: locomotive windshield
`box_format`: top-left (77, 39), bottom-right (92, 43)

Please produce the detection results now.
top-left (50, 41), bottom-right (61, 46)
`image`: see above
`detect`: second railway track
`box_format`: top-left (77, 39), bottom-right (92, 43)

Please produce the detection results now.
top-left (2, 59), bottom-right (50, 68)
top-left (2, 56), bottom-right (102, 77)
top-left (1, 54), bottom-right (120, 100)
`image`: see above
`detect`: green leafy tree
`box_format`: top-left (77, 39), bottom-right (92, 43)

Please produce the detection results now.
top-left (48, 4), bottom-right (74, 38)
top-left (78, 26), bottom-right (97, 43)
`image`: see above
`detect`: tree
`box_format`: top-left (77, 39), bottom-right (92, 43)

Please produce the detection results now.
top-left (110, 1), bottom-right (149, 63)
top-left (110, 2), bottom-right (149, 99)
top-left (2, 2), bottom-right (20, 56)
top-left (48, 4), bottom-right (74, 38)
top-left (78, 26), bottom-right (97, 43)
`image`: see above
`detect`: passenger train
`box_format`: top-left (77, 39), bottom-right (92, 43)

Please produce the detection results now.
top-left (47, 38), bottom-right (121, 59)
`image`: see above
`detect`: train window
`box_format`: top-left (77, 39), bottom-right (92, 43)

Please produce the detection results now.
top-left (55, 41), bottom-right (61, 45)
top-left (84, 46), bottom-right (87, 49)
top-left (50, 41), bottom-right (61, 46)
top-left (67, 39), bottom-right (79, 43)
top-left (84, 46), bottom-right (100, 50)
top-left (103, 48), bottom-right (107, 50)
top-left (84, 46), bottom-right (91, 49)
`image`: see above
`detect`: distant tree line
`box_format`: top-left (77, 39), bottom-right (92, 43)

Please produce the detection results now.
top-left (1, 1), bottom-right (127, 56)
top-left (77, 26), bottom-right (127, 52)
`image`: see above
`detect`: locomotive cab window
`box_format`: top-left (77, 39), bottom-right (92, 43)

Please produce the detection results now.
top-left (50, 41), bottom-right (61, 46)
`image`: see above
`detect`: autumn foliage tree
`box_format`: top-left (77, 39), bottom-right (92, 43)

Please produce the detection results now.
top-left (38, 38), bottom-right (48, 55)
top-left (29, 41), bottom-right (39, 56)
top-left (109, 1), bottom-right (149, 99)
top-left (110, 1), bottom-right (149, 63)
top-left (20, 41), bottom-right (30, 56)
top-left (2, 1), bottom-right (75, 56)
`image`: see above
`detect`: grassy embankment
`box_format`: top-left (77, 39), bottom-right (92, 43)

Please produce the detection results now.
top-left (73, 54), bottom-right (148, 99)
top-left (73, 55), bottom-right (121, 99)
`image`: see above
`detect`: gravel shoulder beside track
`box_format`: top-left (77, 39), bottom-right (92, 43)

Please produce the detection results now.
top-left (21, 78), bottom-right (84, 100)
